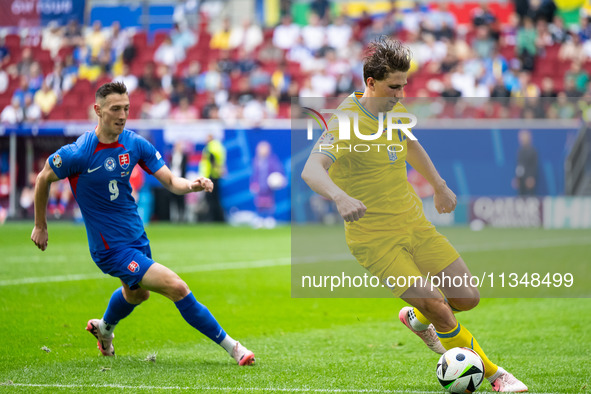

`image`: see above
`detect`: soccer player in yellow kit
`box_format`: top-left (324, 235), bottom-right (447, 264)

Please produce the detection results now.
top-left (301, 38), bottom-right (528, 392)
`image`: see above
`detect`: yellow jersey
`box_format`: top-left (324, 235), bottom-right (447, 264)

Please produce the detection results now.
top-left (312, 92), bottom-right (428, 234)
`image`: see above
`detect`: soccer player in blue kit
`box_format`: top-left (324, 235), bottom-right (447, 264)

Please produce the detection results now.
top-left (31, 82), bottom-right (255, 366)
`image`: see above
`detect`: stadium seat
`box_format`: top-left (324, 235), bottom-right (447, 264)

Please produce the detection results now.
top-left (132, 32), bottom-right (148, 49)
top-left (4, 34), bottom-right (21, 49)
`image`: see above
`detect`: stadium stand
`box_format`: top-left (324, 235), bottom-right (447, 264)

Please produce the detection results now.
top-left (1, 0), bottom-right (591, 123)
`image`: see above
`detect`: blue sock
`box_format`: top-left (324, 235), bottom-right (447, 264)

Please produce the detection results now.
top-left (174, 292), bottom-right (226, 344)
top-left (103, 287), bottom-right (136, 326)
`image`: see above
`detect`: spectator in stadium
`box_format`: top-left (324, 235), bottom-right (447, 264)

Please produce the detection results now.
top-left (41, 21), bottom-right (64, 58)
top-left (201, 95), bottom-right (219, 119)
top-left (516, 16), bottom-right (537, 70)
top-left (472, 25), bottom-right (496, 60)
top-left (113, 63), bottom-right (138, 94)
top-left (108, 21), bottom-right (131, 59)
top-left (363, 17), bottom-right (396, 46)
top-left (170, 22), bottom-right (196, 53)
top-left (550, 91), bottom-right (577, 119)
top-left (1, 98), bottom-right (24, 124)
top-left (13, 76), bottom-right (34, 107)
top-left (248, 63), bottom-right (271, 91)
top-left (86, 21), bottom-right (107, 58)
top-left (0, 37), bottom-right (10, 66)
top-left (31, 82), bottom-right (255, 365)
top-left (141, 89), bottom-right (171, 120)
top-left (440, 74), bottom-right (462, 97)
top-left (34, 81), bottom-right (58, 117)
top-left (197, 61), bottom-right (229, 94)
top-left (243, 94), bottom-right (267, 125)
top-left (200, 134), bottom-right (226, 222)
top-left (326, 15), bottom-right (353, 50)
top-left (490, 76), bottom-right (511, 97)
top-left (14, 47), bottom-right (35, 78)
top-left (564, 61), bottom-right (589, 95)
top-left (138, 63), bottom-right (162, 95)
top-left (23, 94), bottom-right (41, 122)
top-left (514, 129), bottom-right (538, 196)
top-left (229, 19), bottom-right (263, 53)
top-left (154, 36), bottom-right (185, 69)
top-left (27, 63), bottom-right (44, 92)
top-left (171, 97), bottom-right (199, 121)
top-left (540, 77), bottom-right (558, 97)
top-left (61, 54), bottom-right (79, 92)
top-left (287, 36), bottom-right (314, 69)
top-left (511, 70), bottom-right (540, 97)
top-left (0, 64), bottom-right (8, 94)
top-left (157, 64), bottom-right (177, 96)
top-left (45, 61), bottom-right (66, 99)
top-left (272, 15), bottom-right (301, 50)
top-left (170, 81), bottom-right (194, 107)
top-left (210, 18), bottom-right (233, 50)
top-left (301, 13), bottom-right (326, 53)
top-left (310, 0), bottom-right (331, 22)
top-left (63, 19), bottom-right (83, 47)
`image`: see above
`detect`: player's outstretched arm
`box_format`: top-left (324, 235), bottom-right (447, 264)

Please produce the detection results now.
top-left (302, 153), bottom-right (366, 222)
top-left (406, 139), bottom-right (456, 214)
top-left (153, 165), bottom-right (214, 195)
top-left (31, 160), bottom-right (60, 251)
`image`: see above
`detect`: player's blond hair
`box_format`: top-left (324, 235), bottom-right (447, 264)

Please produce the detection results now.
top-left (363, 37), bottom-right (412, 84)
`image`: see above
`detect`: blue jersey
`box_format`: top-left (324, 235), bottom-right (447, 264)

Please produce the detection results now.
top-left (48, 130), bottom-right (165, 254)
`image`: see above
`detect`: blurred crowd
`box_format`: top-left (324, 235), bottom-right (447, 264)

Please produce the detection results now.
top-left (2, 0), bottom-right (591, 124)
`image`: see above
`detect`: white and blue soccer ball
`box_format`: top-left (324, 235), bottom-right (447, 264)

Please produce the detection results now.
top-left (436, 347), bottom-right (484, 393)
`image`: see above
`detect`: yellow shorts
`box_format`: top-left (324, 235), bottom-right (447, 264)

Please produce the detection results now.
top-left (346, 221), bottom-right (460, 297)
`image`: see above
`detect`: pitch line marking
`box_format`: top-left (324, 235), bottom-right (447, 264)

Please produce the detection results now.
top-left (1, 236), bottom-right (590, 286)
top-left (4, 383), bottom-right (563, 393)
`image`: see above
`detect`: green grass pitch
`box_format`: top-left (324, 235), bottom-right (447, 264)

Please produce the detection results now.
top-left (0, 222), bottom-right (590, 393)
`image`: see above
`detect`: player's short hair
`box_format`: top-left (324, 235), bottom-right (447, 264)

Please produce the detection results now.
top-left (363, 37), bottom-right (412, 84)
top-left (95, 82), bottom-right (128, 103)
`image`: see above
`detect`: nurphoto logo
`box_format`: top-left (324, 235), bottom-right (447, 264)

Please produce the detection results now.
top-left (303, 107), bottom-right (418, 154)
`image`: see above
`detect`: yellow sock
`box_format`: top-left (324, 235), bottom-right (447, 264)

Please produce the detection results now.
top-left (413, 308), bottom-right (430, 325)
top-left (436, 323), bottom-right (499, 378)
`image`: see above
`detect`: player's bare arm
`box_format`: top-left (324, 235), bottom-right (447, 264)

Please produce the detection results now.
top-left (31, 160), bottom-right (60, 251)
top-left (406, 139), bottom-right (456, 214)
top-left (153, 165), bottom-right (214, 195)
top-left (302, 153), bottom-right (367, 222)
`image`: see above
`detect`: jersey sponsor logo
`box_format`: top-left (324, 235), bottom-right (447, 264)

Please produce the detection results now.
top-left (52, 154), bottom-right (62, 168)
top-left (87, 165), bottom-right (102, 173)
top-left (128, 261), bottom-right (140, 273)
top-left (104, 157), bottom-right (116, 171)
top-left (119, 153), bottom-right (130, 170)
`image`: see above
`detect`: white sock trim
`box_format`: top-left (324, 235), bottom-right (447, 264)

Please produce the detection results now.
top-left (220, 334), bottom-right (237, 355)
top-left (99, 319), bottom-right (115, 336)
top-left (408, 308), bottom-right (429, 331)
top-left (487, 366), bottom-right (506, 383)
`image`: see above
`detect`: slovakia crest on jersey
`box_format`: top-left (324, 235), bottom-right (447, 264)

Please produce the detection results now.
top-left (119, 153), bottom-right (130, 170)
top-left (104, 157), bottom-right (116, 171)
top-left (128, 261), bottom-right (140, 273)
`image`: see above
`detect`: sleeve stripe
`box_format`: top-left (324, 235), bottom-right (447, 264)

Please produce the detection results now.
top-left (312, 150), bottom-right (336, 162)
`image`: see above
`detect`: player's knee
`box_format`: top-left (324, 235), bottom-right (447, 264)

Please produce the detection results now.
top-left (169, 279), bottom-right (190, 301)
top-left (448, 292), bottom-right (480, 311)
top-left (125, 289), bottom-right (150, 304)
top-left (419, 297), bottom-right (449, 316)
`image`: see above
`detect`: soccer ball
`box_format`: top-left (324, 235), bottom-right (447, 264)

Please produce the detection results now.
top-left (267, 172), bottom-right (286, 190)
top-left (436, 347), bottom-right (484, 393)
